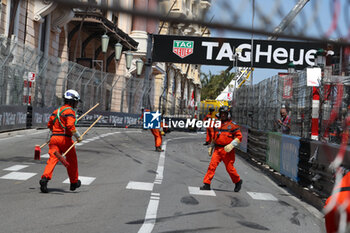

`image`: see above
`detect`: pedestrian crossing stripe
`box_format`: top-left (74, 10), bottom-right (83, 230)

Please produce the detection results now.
top-left (188, 186), bottom-right (216, 196)
top-left (0, 172), bottom-right (37, 180)
top-left (41, 153), bottom-right (49, 158)
top-left (126, 181), bottom-right (154, 191)
top-left (3, 165), bottom-right (29, 171)
top-left (247, 192), bottom-right (278, 201)
top-left (62, 176), bottom-right (96, 185)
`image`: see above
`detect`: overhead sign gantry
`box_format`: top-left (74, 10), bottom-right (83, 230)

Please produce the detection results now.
top-left (151, 34), bottom-right (327, 70)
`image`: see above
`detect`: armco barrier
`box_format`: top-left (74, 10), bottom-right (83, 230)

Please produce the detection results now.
top-left (266, 132), bottom-right (282, 172)
top-left (0, 105), bottom-right (27, 132)
top-left (239, 125), bottom-right (248, 153)
top-left (280, 134), bottom-right (300, 182)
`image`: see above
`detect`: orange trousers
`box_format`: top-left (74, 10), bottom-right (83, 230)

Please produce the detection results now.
top-left (203, 147), bottom-right (240, 184)
top-left (151, 129), bottom-right (162, 147)
top-left (41, 136), bottom-right (79, 183)
top-left (324, 173), bottom-right (350, 233)
top-left (205, 127), bottom-right (214, 143)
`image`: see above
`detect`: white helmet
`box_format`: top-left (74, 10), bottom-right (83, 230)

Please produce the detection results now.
top-left (64, 89), bottom-right (80, 102)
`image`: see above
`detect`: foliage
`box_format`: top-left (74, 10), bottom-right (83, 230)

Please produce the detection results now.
top-left (200, 70), bottom-right (236, 100)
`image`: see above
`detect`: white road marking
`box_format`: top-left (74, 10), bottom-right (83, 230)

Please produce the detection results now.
top-left (126, 181), bottom-right (154, 191)
top-left (138, 193), bottom-right (160, 233)
top-left (0, 172), bottom-right (37, 180)
top-left (3, 165), bottom-right (29, 171)
top-left (41, 153), bottom-right (50, 158)
top-left (188, 186), bottom-right (216, 196)
top-left (247, 192), bottom-right (278, 201)
top-left (62, 176), bottom-right (96, 185)
top-left (155, 143), bottom-right (167, 184)
top-left (135, 136), bottom-right (201, 233)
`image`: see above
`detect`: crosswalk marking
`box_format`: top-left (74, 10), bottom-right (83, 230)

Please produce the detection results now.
top-left (188, 186), bottom-right (216, 196)
top-left (0, 172), bottom-right (37, 180)
top-left (247, 192), bottom-right (278, 201)
top-left (126, 181), bottom-right (154, 191)
top-left (62, 176), bottom-right (96, 185)
top-left (3, 165), bottom-right (29, 171)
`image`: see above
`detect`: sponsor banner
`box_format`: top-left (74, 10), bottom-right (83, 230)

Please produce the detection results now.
top-left (32, 107), bottom-right (143, 128)
top-left (280, 135), bottom-right (300, 182)
top-left (152, 34), bottom-right (326, 70)
top-left (32, 107), bottom-right (56, 128)
top-left (266, 132), bottom-right (282, 172)
top-left (239, 125), bottom-right (249, 153)
top-left (282, 76), bottom-right (293, 99)
top-left (77, 111), bottom-right (142, 127)
top-left (0, 105), bottom-right (27, 132)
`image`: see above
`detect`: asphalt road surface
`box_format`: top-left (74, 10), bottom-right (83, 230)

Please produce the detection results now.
top-left (0, 127), bottom-right (326, 233)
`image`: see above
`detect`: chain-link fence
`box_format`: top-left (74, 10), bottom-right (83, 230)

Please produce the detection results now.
top-left (0, 35), bottom-right (147, 114)
top-left (232, 71), bottom-right (350, 142)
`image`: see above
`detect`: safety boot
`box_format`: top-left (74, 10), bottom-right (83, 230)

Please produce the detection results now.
top-left (70, 180), bottom-right (81, 191)
top-left (234, 179), bottom-right (243, 192)
top-left (39, 177), bottom-right (49, 193)
top-left (200, 183), bottom-right (211, 190)
top-left (155, 147), bottom-right (164, 152)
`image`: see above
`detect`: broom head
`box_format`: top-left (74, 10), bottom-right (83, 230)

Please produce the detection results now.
top-left (34, 145), bottom-right (41, 160)
top-left (53, 151), bottom-right (70, 168)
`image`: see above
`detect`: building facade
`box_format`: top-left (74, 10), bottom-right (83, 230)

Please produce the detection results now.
top-left (157, 0), bottom-right (211, 116)
top-left (0, 0), bottom-right (211, 117)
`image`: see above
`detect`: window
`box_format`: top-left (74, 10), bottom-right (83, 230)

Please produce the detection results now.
top-left (7, 0), bottom-right (20, 38)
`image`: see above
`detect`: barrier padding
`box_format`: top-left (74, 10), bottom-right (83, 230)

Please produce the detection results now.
top-left (280, 134), bottom-right (300, 182)
top-left (266, 132), bottom-right (282, 172)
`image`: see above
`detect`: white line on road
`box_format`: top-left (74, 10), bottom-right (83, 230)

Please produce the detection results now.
top-left (138, 193), bottom-right (160, 233)
top-left (138, 140), bottom-right (168, 233)
top-left (188, 186), bottom-right (216, 196)
top-left (247, 192), bottom-right (278, 201)
top-left (126, 181), bottom-right (154, 191)
top-left (62, 176), bottom-right (96, 185)
top-left (137, 136), bottom-right (199, 233)
top-left (0, 172), bottom-right (37, 180)
top-left (3, 165), bottom-right (29, 171)
top-left (41, 153), bottom-right (49, 158)
top-left (154, 143), bottom-right (167, 184)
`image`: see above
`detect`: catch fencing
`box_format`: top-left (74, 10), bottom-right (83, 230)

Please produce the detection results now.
top-left (0, 36), bottom-right (149, 132)
top-left (233, 71), bottom-right (350, 206)
top-left (232, 71), bottom-right (350, 142)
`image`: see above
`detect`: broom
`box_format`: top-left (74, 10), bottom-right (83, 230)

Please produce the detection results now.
top-left (53, 115), bottom-right (102, 167)
top-left (34, 103), bottom-right (100, 160)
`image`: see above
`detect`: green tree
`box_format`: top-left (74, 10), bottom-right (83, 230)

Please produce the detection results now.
top-left (200, 70), bottom-right (236, 100)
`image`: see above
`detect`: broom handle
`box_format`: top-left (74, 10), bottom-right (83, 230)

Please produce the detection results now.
top-left (77, 103), bottom-right (99, 121)
top-left (62, 115), bottom-right (102, 157)
top-left (40, 103), bottom-right (100, 149)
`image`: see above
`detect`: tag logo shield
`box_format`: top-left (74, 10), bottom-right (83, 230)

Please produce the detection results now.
top-left (173, 40), bottom-right (194, 58)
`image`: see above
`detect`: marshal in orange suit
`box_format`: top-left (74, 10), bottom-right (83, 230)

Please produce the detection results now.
top-left (39, 90), bottom-right (83, 193)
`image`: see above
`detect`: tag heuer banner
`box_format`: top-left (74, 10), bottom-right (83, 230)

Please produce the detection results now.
top-left (152, 35), bottom-right (326, 70)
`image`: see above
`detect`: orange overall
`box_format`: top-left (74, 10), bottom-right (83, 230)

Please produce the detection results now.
top-left (324, 173), bottom-right (350, 233)
top-left (203, 120), bottom-right (242, 185)
top-left (151, 128), bottom-right (162, 147)
top-left (204, 113), bottom-right (215, 143)
top-left (41, 104), bottom-right (79, 183)
top-left (151, 122), bottom-right (168, 148)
